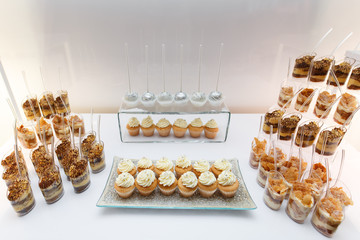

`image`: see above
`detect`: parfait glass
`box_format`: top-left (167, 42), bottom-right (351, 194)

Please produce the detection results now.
top-left (21, 94), bottom-right (41, 121)
top-left (315, 126), bottom-right (346, 156)
top-left (54, 90), bottom-right (71, 116)
top-left (263, 170), bottom-right (288, 210)
top-left (327, 58), bottom-right (355, 86)
top-left (39, 91), bottom-right (56, 119)
top-left (346, 63), bottom-right (360, 90)
top-left (292, 53), bottom-right (316, 78)
top-left (309, 55), bottom-right (335, 83)
top-left (295, 119), bottom-right (323, 148)
top-left (277, 80), bottom-right (297, 108)
top-left (278, 112), bottom-right (302, 141)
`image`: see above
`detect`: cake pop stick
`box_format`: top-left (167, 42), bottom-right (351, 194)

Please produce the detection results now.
top-left (174, 44), bottom-right (189, 104)
top-left (330, 32), bottom-right (353, 56)
top-left (97, 115), bottom-right (101, 143)
top-left (162, 43), bottom-right (166, 92)
top-left (125, 43), bottom-right (132, 94)
top-left (197, 44), bottom-right (203, 92)
top-left (191, 44), bottom-right (207, 107)
top-left (216, 43), bottom-right (224, 92)
top-left (312, 28), bottom-right (333, 53)
top-left (157, 44), bottom-right (173, 106)
top-left (146, 45), bottom-right (149, 93)
top-left (141, 45), bottom-right (156, 107)
top-left (123, 44), bottom-right (139, 107)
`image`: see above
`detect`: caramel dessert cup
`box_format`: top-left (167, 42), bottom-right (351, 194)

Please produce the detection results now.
top-left (263, 109), bottom-right (284, 134)
top-left (88, 141), bottom-right (106, 173)
top-left (294, 88), bottom-right (315, 112)
top-left (286, 182), bottom-right (314, 223)
top-left (55, 139), bottom-right (71, 168)
top-left (278, 81), bottom-right (296, 108)
top-left (21, 95), bottom-right (41, 121)
top-left (7, 179), bottom-right (35, 216)
top-left (257, 154), bottom-right (275, 188)
top-left (347, 65), bottom-right (360, 90)
top-left (269, 147), bottom-right (287, 167)
top-left (334, 93), bottom-right (358, 125)
top-left (313, 90), bottom-right (337, 118)
top-left (329, 181), bottom-right (353, 208)
top-left (2, 161), bottom-right (29, 187)
top-left (69, 159), bottom-right (91, 193)
top-left (309, 56), bottom-right (334, 82)
top-left (295, 120), bottom-right (322, 147)
top-left (303, 174), bottom-right (324, 204)
top-left (38, 166), bottom-right (64, 204)
top-left (263, 171), bottom-right (288, 210)
top-left (328, 58), bottom-right (355, 86)
top-left (17, 123), bottom-right (37, 149)
top-left (81, 131), bottom-right (96, 158)
top-left (35, 118), bottom-right (54, 144)
top-left (2, 148), bottom-right (26, 170)
top-left (315, 126), bottom-right (346, 155)
top-left (52, 114), bottom-right (71, 140)
top-left (310, 162), bottom-right (328, 184)
top-left (39, 91), bottom-right (56, 119)
top-left (278, 113), bottom-right (301, 141)
top-left (68, 114), bottom-right (85, 137)
top-left (292, 53), bottom-right (316, 78)
top-left (62, 147), bottom-right (80, 180)
top-left (249, 137), bottom-right (267, 169)
top-left (54, 90), bottom-right (71, 115)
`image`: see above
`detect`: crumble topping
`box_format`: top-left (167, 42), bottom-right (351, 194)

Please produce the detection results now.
top-left (69, 160), bottom-right (88, 178)
top-left (7, 179), bottom-right (30, 201)
top-left (330, 187), bottom-right (353, 206)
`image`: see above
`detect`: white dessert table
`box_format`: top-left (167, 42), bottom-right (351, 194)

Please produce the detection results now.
top-left (0, 113), bottom-right (359, 239)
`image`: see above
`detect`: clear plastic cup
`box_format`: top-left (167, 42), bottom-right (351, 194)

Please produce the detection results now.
top-left (7, 179), bottom-right (36, 216)
top-left (68, 114), bottom-right (85, 137)
top-left (38, 165), bottom-right (64, 204)
top-left (55, 139), bottom-right (71, 168)
top-left (278, 112), bottom-right (302, 141)
top-left (52, 114), bottom-right (71, 140)
top-left (21, 94), bottom-right (41, 121)
top-left (69, 159), bottom-right (91, 193)
top-left (263, 170), bottom-right (288, 210)
top-left (346, 63), bottom-right (360, 90)
top-left (81, 131), bottom-right (96, 158)
top-left (277, 80), bottom-right (296, 108)
top-left (286, 182), bottom-right (315, 223)
top-left (294, 87), bottom-right (317, 112)
top-left (249, 138), bottom-right (267, 169)
top-left (88, 140), bottom-right (106, 173)
top-left (315, 126), bottom-right (346, 156)
top-left (54, 90), bottom-right (71, 116)
top-left (16, 122), bottom-right (38, 149)
top-left (62, 146), bottom-right (80, 180)
top-left (257, 154), bottom-right (275, 188)
top-left (35, 118), bottom-right (54, 145)
top-left (39, 91), bottom-right (56, 119)
top-left (295, 120), bottom-right (323, 148)
top-left (313, 88), bottom-right (339, 118)
top-left (333, 92), bottom-right (359, 125)
top-left (309, 55), bottom-right (335, 83)
top-left (292, 53), bottom-right (316, 78)
top-left (327, 58), bottom-right (355, 86)
top-left (328, 180), bottom-right (353, 208)
top-left (263, 108), bottom-right (285, 134)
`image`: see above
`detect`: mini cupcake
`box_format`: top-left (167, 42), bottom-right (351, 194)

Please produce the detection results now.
top-left (114, 172), bottom-right (135, 198)
top-left (140, 116), bottom-right (155, 137)
top-left (178, 171), bottom-right (198, 198)
top-left (198, 171), bottom-right (218, 198)
top-left (172, 119), bottom-right (188, 138)
top-left (117, 158), bottom-right (137, 176)
top-left (210, 158), bottom-right (232, 178)
top-left (155, 118), bottom-right (172, 137)
top-left (218, 171), bottom-right (239, 198)
top-left (126, 117), bottom-right (140, 136)
top-left (158, 171), bottom-right (178, 196)
top-left (175, 155), bottom-right (193, 178)
top-left (188, 118), bottom-right (204, 138)
top-left (192, 159), bottom-right (210, 178)
top-left (204, 119), bottom-right (219, 139)
top-left (154, 157), bottom-right (174, 177)
top-left (135, 169), bottom-right (157, 196)
top-left (137, 157), bottom-right (155, 172)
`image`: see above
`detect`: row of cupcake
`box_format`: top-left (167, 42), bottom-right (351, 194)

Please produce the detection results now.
top-left (126, 116), bottom-right (219, 139)
top-left (113, 157), bottom-right (239, 198)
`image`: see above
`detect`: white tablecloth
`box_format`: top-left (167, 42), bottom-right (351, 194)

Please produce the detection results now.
top-left (0, 114), bottom-right (359, 239)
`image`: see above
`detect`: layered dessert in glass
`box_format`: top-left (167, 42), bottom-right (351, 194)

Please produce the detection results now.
top-left (286, 182), bottom-right (314, 223)
top-left (263, 170), bottom-right (288, 210)
top-left (35, 118), bottom-right (54, 144)
top-left (347, 66), bottom-right (360, 90)
top-left (17, 124), bottom-right (37, 149)
top-left (278, 86), bottom-right (295, 108)
top-left (54, 90), bottom-right (71, 115)
top-left (334, 93), bottom-right (358, 125)
top-left (278, 113), bottom-right (301, 140)
top-left (68, 114), bottom-right (85, 137)
top-left (39, 91), bottom-right (56, 119)
top-left (295, 121), bottom-right (322, 147)
top-left (249, 137), bottom-right (267, 169)
top-left (52, 114), bottom-right (71, 140)
top-left (22, 95), bottom-right (41, 121)
top-left (2, 160), bottom-right (29, 186)
top-left (329, 186), bottom-right (353, 207)
top-left (292, 54), bottom-right (316, 78)
top-left (280, 156), bottom-right (307, 198)
top-left (55, 139), bottom-right (71, 168)
top-left (304, 175), bottom-right (324, 204)
top-left (62, 147), bottom-right (80, 180)
top-left (81, 132), bottom-right (96, 158)
top-left (69, 159), bottom-right (91, 193)
top-left (294, 88), bottom-right (315, 112)
top-left (38, 166), bottom-right (64, 204)
top-left (315, 127), bottom-right (346, 155)
top-left (313, 90), bottom-right (337, 118)
top-left (328, 60), bottom-right (354, 86)
top-left (7, 179), bottom-right (35, 216)
top-left (263, 109), bottom-right (284, 134)
top-left (88, 141), bottom-right (105, 173)
top-left (2, 149), bottom-right (26, 170)
top-left (310, 163), bottom-right (328, 184)
top-left (309, 57), bottom-right (334, 82)
top-left (257, 154), bottom-right (275, 188)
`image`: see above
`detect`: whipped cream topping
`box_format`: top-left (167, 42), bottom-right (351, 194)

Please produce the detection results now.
top-left (156, 157), bottom-right (173, 171)
top-left (174, 118), bottom-right (187, 128)
top-left (190, 118), bottom-right (203, 127)
top-left (137, 157), bottom-right (153, 169)
top-left (214, 158), bottom-right (232, 171)
top-left (218, 171), bottom-right (237, 186)
top-left (156, 118), bottom-right (170, 128)
top-left (115, 172), bottom-right (134, 188)
top-left (141, 116), bottom-right (153, 128)
top-left (180, 171), bottom-right (198, 188)
top-left (136, 169), bottom-right (156, 187)
top-left (176, 155), bottom-right (191, 168)
top-left (199, 171), bottom-right (216, 186)
top-left (193, 159), bottom-right (210, 173)
top-left (117, 159), bottom-right (135, 173)
top-left (205, 119), bottom-right (218, 128)
top-left (127, 117), bottom-right (140, 127)
top-left (159, 171), bottom-right (176, 186)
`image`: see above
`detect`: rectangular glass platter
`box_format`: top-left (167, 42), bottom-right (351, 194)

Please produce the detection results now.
top-left (96, 157), bottom-right (257, 210)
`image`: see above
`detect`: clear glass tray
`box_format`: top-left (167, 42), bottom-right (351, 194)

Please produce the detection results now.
top-left (96, 157), bottom-right (256, 210)
top-left (117, 102), bottom-right (231, 143)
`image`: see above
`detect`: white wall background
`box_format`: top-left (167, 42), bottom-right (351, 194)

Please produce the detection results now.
top-left (1, 0), bottom-right (360, 146)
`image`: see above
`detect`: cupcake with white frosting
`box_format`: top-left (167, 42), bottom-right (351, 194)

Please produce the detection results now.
top-left (192, 159), bottom-right (210, 178)
top-left (135, 169), bottom-right (157, 196)
top-left (155, 118), bottom-right (172, 137)
top-left (172, 118), bottom-right (188, 138)
top-left (198, 171), bottom-right (218, 198)
top-left (175, 155), bottom-right (193, 178)
top-left (140, 116), bottom-right (155, 137)
top-left (158, 171), bottom-right (178, 196)
top-left (137, 157), bottom-right (154, 172)
top-left (204, 119), bottom-right (219, 139)
top-left (154, 157), bottom-right (174, 177)
top-left (117, 159), bottom-right (137, 176)
top-left (126, 117), bottom-right (140, 136)
top-left (210, 158), bottom-right (232, 178)
top-left (114, 172), bottom-right (135, 198)
top-left (188, 118), bottom-right (204, 138)
top-left (218, 171), bottom-right (239, 198)
top-left (178, 171), bottom-right (198, 198)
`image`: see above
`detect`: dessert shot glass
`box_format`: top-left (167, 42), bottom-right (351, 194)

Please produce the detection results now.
top-left (38, 165), bottom-right (64, 204)
top-left (54, 90), bottom-right (71, 116)
top-left (263, 170), bottom-right (288, 210)
top-left (16, 122), bottom-right (38, 149)
top-left (295, 120), bottom-right (323, 148)
top-left (328, 180), bottom-right (353, 208)
top-left (278, 112), bottom-right (302, 141)
top-left (327, 58), bottom-right (355, 87)
top-left (333, 92), bottom-right (359, 125)
top-left (7, 179), bottom-right (36, 216)
top-left (313, 88), bottom-right (340, 119)
top-left (55, 139), bottom-right (71, 168)
top-left (294, 87), bottom-right (318, 113)
top-left (21, 94), bottom-right (41, 121)
top-left (35, 118), bottom-right (54, 145)
top-left (263, 108), bottom-right (285, 134)
top-left (62, 146), bottom-right (80, 180)
top-left (302, 170), bottom-right (325, 204)
top-left (309, 55), bottom-right (335, 83)
top-left (346, 63), bottom-right (360, 90)
top-left (277, 80), bottom-right (296, 108)
top-left (68, 114), bottom-right (85, 137)
top-left (315, 126), bottom-right (346, 156)
top-left (88, 140), bottom-right (106, 173)
top-left (81, 131), bottom-right (96, 159)
top-left (249, 138), bottom-right (267, 169)
top-left (292, 53), bottom-right (316, 78)
top-left (39, 91), bottom-right (56, 119)
top-left (257, 154), bottom-right (275, 188)
top-left (52, 114), bottom-right (71, 140)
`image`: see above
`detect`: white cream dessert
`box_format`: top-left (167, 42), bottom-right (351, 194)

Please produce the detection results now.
top-left (117, 159), bottom-right (136, 175)
top-left (211, 158), bottom-right (232, 177)
top-left (180, 171), bottom-right (198, 188)
top-left (193, 159), bottom-right (210, 177)
top-left (116, 172), bottom-right (135, 188)
top-left (155, 157), bottom-right (174, 176)
top-left (156, 118), bottom-right (170, 128)
top-left (137, 157), bottom-right (153, 171)
top-left (141, 116), bottom-right (153, 128)
top-left (286, 182), bottom-right (314, 223)
top-left (278, 86), bottom-right (294, 108)
top-left (198, 171), bottom-right (217, 197)
top-left (174, 119), bottom-right (187, 128)
top-left (127, 117), bottom-right (140, 128)
top-left (136, 169), bottom-right (156, 187)
top-left (314, 91), bottom-right (337, 118)
top-left (263, 172), bottom-right (288, 210)
top-left (334, 93), bottom-right (358, 125)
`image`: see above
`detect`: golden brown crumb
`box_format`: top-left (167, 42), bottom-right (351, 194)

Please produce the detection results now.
top-left (269, 177), bottom-right (287, 194)
top-left (39, 170), bottom-right (61, 189)
top-left (7, 179), bottom-right (30, 201)
top-left (88, 143), bottom-right (104, 162)
top-left (292, 182), bottom-right (313, 206)
top-left (318, 197), bottom-right (344, 220)
top-left (330, 187), bottom-right (353, 206)
top-left (260, 154), bottom-right (275, 171)
top-left (310, 163), bottom-right (328, 183)
top-left (81, 134), bottom-right (96, 153)
top-left (69, 160), bottom-right (88, 178)
top-left (252, 138), bottom-right (267, 155)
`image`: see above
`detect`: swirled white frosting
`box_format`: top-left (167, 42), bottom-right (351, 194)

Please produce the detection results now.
top-left (159, 171), bottom-right (176, 186)
top-left (156, 118), bottom-right (170, 128)
top-left (176, 155), bottom-right (191, 168)
top-left (156, 157), bottom-right (173, 171)
top-left (117, 159), bottom-right (135, 173)
top-left (190, 118), bottom-right (203, 127)
top-left (193, 159), bottom-right (210, 173)
top-left (141, 116), bottom-right (153, 128)
top-left (115, 172), bottom-right (134, 188)
top-left (180, 171), bottom-right (198, 188)
top-left (136, 169), bottom-right (156, 187)
top-left (218, 171), bottom-right (236, 186)
top-left (127, 117), bottom-right (140, 127)
top-left (137, 157), bottom-right (153, 169)
top-left (205, 119), bottom-right (218, 128)
top-left (174, 119), bottom-right (187, 128)
top-left (214, 158), bottom-right (232, 171)
top-left (199, 171), bottom-right (216, 186)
